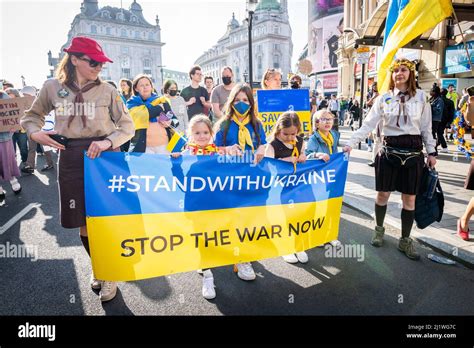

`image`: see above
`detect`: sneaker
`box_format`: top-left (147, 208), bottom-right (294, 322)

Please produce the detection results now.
top-left (234, 262), bottom-right (256, 281)
top-left (41, 164), bottom-right (54, 172)
top-left (202, 270), bottom-right (216, 300)
top-left (90, 274), bottom-right (101, 290)
top-left (295, 251), bottom-right (309, 263)
top-left (21, 165), bottom-right (34, 174)
top-left (0, 188), bottom-right (5, 206)
top-left (196, 269), bottom-right (204, 274)
top-left (10, 178), bottom-right (21, 194)
top-left (398, 237), bottom-right (420, 260)
top-left (367, 161), bottom-right (376, 167)
top-left (367, 146), bottom-right (373, 152)
top-left (371, 226), bottom-right (385, 247)
top-left (282, 254), bottom-right (299, 264)
top-left (99, 281), bottom-right (117, 302)
top-left (440, 147), bottom-right (448, 153)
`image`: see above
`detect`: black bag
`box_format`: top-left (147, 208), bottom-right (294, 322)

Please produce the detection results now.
top-left (415, 167), bottom-right (444, 229)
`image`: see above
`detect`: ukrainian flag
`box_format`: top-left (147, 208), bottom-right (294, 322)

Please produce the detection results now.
top-left (84, 153), bottom-right (348, 281)
top-left (378, 0), bottom-right (453, 92)
top-left (166, 130), bottom-right (187, 153)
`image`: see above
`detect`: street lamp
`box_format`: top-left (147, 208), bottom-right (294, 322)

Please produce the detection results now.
top-left (243, 70), bottom-right (248, 83)
top-left (157, 65), bottom-right (166, 90)
top-left (246, 0), bottom-right (258, 89)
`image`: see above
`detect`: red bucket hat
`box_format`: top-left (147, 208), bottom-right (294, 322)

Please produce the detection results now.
top-left (64, 36), bottom-right (113, 63)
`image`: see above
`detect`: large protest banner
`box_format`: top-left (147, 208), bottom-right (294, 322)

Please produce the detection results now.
top-left (85, 152), bottom-right (348, 281)
top-left (257, 89), bottom-right (311, 135)
top-left (0, 96), bottom-right (34, 132)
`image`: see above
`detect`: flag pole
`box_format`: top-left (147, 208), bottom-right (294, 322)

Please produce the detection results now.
top-left (452, 9), bottom-right (474, 73)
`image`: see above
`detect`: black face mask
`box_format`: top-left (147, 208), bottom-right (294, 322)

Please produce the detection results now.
top-left (291, 82), bottom-right (300, 89)
top-left (222, 76), bottom-right (232, 86)
top-left (169, 90), bottom-right (178, 97)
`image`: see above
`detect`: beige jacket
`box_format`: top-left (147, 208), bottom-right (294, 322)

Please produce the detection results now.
top-left (21, 79), bottom-right (135, 148)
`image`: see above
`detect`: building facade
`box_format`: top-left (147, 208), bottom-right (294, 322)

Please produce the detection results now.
top-left (336, 0), bottom-right (474, 99)
top-left (194, 0), bottom-right (293, 86)
top-left (48, 0), bottom-right (165, 85)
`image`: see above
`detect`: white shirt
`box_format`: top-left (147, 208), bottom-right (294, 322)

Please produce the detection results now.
top-left (347, 88), bottom-right (436, 154)
top-left (329, 99), bottom-right (339, 111)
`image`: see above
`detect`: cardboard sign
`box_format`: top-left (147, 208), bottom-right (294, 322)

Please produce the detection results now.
top-left (0, 96), bottom-right (35, 132)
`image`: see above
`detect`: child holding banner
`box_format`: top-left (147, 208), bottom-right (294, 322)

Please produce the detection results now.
top-left (264, 111), bottom-right (309, 264)
top-left (214, 83), bottom-right (267, 281)
top-left (0, 91), bottom-right (22, 206)
top-left (306, 110), bottom-right (340, 162)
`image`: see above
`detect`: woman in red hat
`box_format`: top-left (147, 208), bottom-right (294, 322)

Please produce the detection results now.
top-left (21, 36), bottom-right (135, 302)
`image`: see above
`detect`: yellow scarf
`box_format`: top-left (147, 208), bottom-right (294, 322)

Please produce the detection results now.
top-left (318, 130), bottom-right (334, 154)
top-left (232, 115), bottom-right (254, 152)
top-left (288, 139), bottom-right (300, 172)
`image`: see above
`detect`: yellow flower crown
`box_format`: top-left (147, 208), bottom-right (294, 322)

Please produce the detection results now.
top-left (389, 59), bottom-right (416, 72)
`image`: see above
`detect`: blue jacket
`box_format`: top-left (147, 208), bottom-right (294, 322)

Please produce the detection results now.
top-left (305, 130), bottom-right (340, 157)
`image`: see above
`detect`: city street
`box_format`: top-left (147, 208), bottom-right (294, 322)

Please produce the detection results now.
top-left (0, 152), bottom-right (472, 316)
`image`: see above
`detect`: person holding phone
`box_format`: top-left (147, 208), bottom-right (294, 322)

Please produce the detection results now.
top-left (21, 36), bottom-right (135, 302)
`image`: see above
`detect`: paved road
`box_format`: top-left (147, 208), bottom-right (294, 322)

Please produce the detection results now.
top-left (1, 153), bottom-right (473, 315)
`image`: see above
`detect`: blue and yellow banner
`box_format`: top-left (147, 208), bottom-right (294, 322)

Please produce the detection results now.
top-left (84, 152), bottom-right (348, 281)
top-left (257, 89), bottom-right (311, 135)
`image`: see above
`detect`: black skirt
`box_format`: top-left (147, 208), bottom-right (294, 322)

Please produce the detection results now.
top-left (375, 135), bottom-right (424, 195)
top-left (58, 137), bottom-right (117, 229)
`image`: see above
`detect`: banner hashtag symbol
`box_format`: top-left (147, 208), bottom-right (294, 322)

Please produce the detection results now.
top-left (108, 175), bottom-right (125, 192)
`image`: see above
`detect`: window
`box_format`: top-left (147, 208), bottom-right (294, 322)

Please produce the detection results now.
top-left (148, 32), bottom-right (154, 40)
top-left (101, 11), bottom-right (110, 19)
top-left (91, 25), bottom-right (97, 34)
top-left (273, 55), bottom-right (280, 69)
top-left (257, 45), bottom-right (262, 53)
top-left (131, 15), bottom-right (137, 23)
top-left (273, 25), bottom-right (280, 34)
top-left (257, 56), bottom-right (262, 70)
top-left (135, 31), bottom-right (140, 39)
top-left (144, 69), bottom-right (152, 76)
top-left (274, 44), bottom-right (280, 51)
top-left (144, 59), bottom-right (151, 68)
top-left (121, 46), bottom-right (129, 54)
top-left (106, 27), bottom-right (112, 35)
top-left (122, 68), bottom-right (131, 79)
top-left (121, 29), bottom-right (127, 37)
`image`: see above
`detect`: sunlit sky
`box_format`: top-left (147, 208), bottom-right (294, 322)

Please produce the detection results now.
top-left (0, 0), bottom-right (308, 88)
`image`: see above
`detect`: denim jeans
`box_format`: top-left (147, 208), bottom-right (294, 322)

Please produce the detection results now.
top-left (12, 132), bottom-right (28, 163)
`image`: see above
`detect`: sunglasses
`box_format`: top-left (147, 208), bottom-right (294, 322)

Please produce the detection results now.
top-left (77, 56), bottom-right (104, 68)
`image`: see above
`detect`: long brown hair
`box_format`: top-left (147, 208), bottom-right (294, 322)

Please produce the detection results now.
top-left (56, 53), bottom-right (83, 85)
top-left (270, 111), bottom-right (301, 142)
top-left (214, 83), bottom-right (262, 147)
top-left (388, 58), bottom-right (417, 97)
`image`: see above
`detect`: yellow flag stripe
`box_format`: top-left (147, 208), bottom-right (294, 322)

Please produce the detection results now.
top-left (87, 198), bottom-right (343, 281)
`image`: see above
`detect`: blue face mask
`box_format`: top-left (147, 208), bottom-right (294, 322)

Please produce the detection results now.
top-left (232, 101), bottom-right (251, 117)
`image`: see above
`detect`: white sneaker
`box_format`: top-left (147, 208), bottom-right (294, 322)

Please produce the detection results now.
top-left (90, 273), bottom-right (101, 290)
top-left (295, 251), bottom-right (309, 263)
top-left (99, 281), bottom-right (117, 302)
top-left (10, 178), bottom-right (21, 194)
top-left (440, 147), bottom-right (448, 153)
top-left (282, 254), bottom-right (299, 264)
top-left (367, 146), bottom-right (373, 152)
top-left (235, 262), bottom-right (256, 281)
top-left (196, 269), bottom-right (204, 274)
top-left (202, 270), bottom-right (216, 300)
